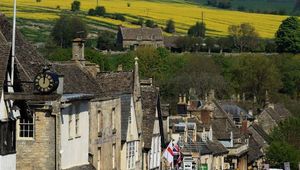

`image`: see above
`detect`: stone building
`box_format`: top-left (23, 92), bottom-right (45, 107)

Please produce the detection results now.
top-left (140, 80), bottom-right (164, 170)
top-left (89, 97), bottom-right (121, 170)
top-left (0, 28), bottom-right (17, 170)
top-left (117, 26), bottom-right (164, 50)
top-left (256, 103), bottom-right (291, 134)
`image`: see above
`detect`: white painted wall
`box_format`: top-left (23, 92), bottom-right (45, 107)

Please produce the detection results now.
top-left (149, 136), bottom-right (161, 169)
top-left (60, 101), bottom-right (89, 169)
top-left (0, 153), bottom-right (16, 170)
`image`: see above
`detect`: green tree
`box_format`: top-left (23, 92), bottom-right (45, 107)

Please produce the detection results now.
top-left (188, 22), bottom-right (206, 38)
top-left (267, 117), bottom-right (300, 169)
top-left (97, 31), bottom-right (116, 50)
top-left (51, 15), bottom-right (88, 48)
top-left (145, 20), bottom-right (156, 28)
top-left (228, 23), bottom-right (259, 52)
top-left (71, 0), bottom-right (80, 11)
top-left (205, 37), bottom-right (216, 54)
top-left (165, 19), bottom-right (175, 33)
top-left (95, 6), bottom-right (106, 16)
top-left (275, 16), bottom-right (300, 53)
top-left (224, 55), bottom-right (282, 103)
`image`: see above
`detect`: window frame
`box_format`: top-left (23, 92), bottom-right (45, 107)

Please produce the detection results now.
top-left (17, 114), bottom-right (35, 140)
top-left (126, 141), bottom-right (136, 169)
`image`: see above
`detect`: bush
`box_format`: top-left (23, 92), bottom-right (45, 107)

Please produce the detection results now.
top-left (95, 6), bottom-right (106, 16)
top-left (97, 31), bottom-right (117, 51)
top-left (88, 8), bottom-right (96, 16)
top-left (71, 1), bottom-right (80, 11)
top-left (188, 22), bottom-right (206, 38)
top-left (165, 19), bottom-right (175, 33)
top-left (114, 14), bottom-right (126, 21)
top-left (237, 6), bottom-right (245, 11)
top-left (145, 20), bottom-right (156, 28)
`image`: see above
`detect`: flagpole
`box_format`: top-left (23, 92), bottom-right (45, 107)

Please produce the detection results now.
top-left (11, 0), bottom-right (17, 86)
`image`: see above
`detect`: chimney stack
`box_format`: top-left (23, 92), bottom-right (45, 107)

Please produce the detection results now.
top-left (72, 38), bottom-right (85, 62)
top-left (56, 75), bottom-right (64, 95)
top-left (117, 64), bottom-right (123, 71)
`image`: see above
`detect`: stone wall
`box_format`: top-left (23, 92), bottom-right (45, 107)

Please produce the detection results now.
top-left (89, 98), bottom-right (121, 170)
top-left (16, 111), bottom-right (56, 170)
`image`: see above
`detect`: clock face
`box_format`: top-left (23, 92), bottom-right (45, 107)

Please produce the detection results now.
top-left (34, 71), bottom-right (59, 94)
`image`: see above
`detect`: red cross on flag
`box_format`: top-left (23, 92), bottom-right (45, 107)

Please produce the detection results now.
top-left (163, 142), bottom-right (174, 164)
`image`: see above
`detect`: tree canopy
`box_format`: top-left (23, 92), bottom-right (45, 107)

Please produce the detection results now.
top-left (228, 23), bottom-right (259, 52)
top-left (51, 15), bottom-right (88, 48)
top-left (275, 16), bottom-right (300, 53)
top-left (71, 0), bottom-right (80, 11)
top-left (188, 22), bottom-right (206, 38)
top-left (165, 19), bottom-right (175, 33)
top-left (267, 117), bottom-right (300, 169)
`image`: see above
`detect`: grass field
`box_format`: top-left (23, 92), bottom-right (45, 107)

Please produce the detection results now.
top-left (0, 0), bottom-right (289, 43)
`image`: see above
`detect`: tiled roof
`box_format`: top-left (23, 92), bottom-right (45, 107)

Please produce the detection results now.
top-left (141, 86), bottom-right (158, 149)
top-left (247, 136), bottom-right (264, 164)
top-left (0, 15), bottom-right (48, 93)
top-left (249, 123), bottom-right (270, 145)
top-left (52, 62), bottom-right (100, 94)
top-left (120, 27), bottom-right (163, 41)
top-left (96, 71), bottom-right (133, 96)
top-left (0, 44), bottom-right (10, 92)
top-left (121, 94), bottom-right (132, 141)
top-left (206, 140), bottom-right (229, 156)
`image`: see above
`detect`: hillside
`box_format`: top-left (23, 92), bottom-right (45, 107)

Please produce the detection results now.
top-left (0, 0), bottom-right (288, 44)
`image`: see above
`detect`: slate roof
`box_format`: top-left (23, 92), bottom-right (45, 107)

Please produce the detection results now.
top-left (121, 94), bottom-right (132, 141)
top-left (206, 140), bottom-right (229, 156)
top-left (95, 71), bottom-right (134, 96)
top-left (0, 44), bottom-right (10, 92)
top-left (248, 123), bottom-right (270, 147)
top-left (0, 15), bottom-right (48, 93)
top-left (220, 103), bottom-right (252, 120)
top-left (163, 36), bottom-right (180, 48)
top-left (247, 136), bottom-right (264, 164)
top-left (141, 86), bottom-right (158, 149)
top-left (51, 62), bottom-right (100, 94)
top-left (119, 27), bottom-right (163, 41)
top-left (182, 140), bottom-right (228, 156)
top-left (211, 101), bottom-right (241, 140)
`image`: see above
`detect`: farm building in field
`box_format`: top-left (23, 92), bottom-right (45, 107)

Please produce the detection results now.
top-left (117, 26), bottom-right (164, 50)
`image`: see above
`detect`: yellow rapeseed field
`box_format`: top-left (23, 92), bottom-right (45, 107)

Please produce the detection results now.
top-left (1, 0), bottom-right (288, 38)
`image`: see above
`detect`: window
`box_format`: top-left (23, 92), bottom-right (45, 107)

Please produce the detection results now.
top-left (98, 110), bottom-right (102, 133)
top-left (126, 142), bottom-right (135, 169)
top-left (98, 148), bottom-right (101, 170)
top-left (75, 113), bottom-right (79, 136)
top-left (69, 113), bottom-right (73, 139)
top-left (112, 144), bottom-right (116, 169)
top-left (112, 108), bottom-right (115, 129)
top-left (19, 116), bottom-right (34, 139)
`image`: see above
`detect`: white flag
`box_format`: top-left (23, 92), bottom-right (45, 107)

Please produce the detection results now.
top-left (163, 142), bottom-right (174, 164)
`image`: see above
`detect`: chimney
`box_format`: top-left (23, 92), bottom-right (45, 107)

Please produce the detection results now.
top-left (242, 93), bottom-right (246, 102)
top-left (117, 64), bottom-right (123, 71)
top-left (178, 94), bottom-right (182, 104)
top-left (56, 75), bottom-right (64, 95)
top-left (208, 89), bottom-right (215, 101)
top-left (183, 94), bottom-right (187, 104)
top-left (72, 38), bottom-right (85, 62)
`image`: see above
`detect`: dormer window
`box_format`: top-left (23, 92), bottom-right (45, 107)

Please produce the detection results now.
top-left (137, 35), bottom-right (142, 40)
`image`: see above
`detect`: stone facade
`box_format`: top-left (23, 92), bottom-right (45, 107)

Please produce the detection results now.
top-left (89, 97), bottom-right (121, 170)
top-left (16, 111), bottom-right (56, 170)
